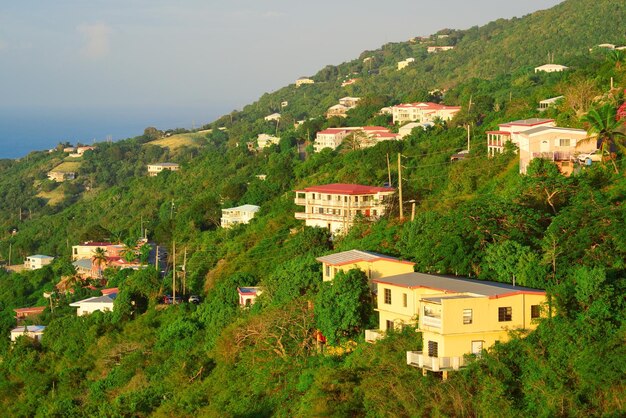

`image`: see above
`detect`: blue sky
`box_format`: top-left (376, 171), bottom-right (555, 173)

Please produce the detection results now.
top-left (0, 1), bottom-right (562, 127)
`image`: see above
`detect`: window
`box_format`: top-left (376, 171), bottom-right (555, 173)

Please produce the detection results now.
top-left (463, 309), bottom-right (473, 324)
top-left (318, 207), bottom-right (324, 214)
top-left (403, 293), bottom-right (408, 307)
top-left (384, 288), bottom-right (392, 304)
top-left (559, 138), bottom-right (571, 147)
top-left (531, 305), bottom-right (541, 319)
top-left (498, 307), bottom-right (512, 322)
top-left (386, 320), bottom-right (394, 331)
top-left (427, 340), bottom-right (438, 357)
top-left (325, 265), bottom-right (330, 277)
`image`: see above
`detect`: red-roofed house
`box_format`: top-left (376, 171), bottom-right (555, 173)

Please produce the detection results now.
top-left (313, 126), bottom-right (398, 152)
top-left (14, 306), bottom-right (46, 322)
top-left (391, 102), bottom-right (461, 124)
top-left (295, 183), bottom-right (395, 234)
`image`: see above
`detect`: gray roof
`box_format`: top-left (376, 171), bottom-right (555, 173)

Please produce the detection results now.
top-left (27, 255), bottom-right (54, 260)
top-left (73, 259), bottom-right (93, 270)
top-left (316, 249), bottom-right (401, 265)
top-left (373, 272), bottom-right (545, 297)
top-left (70, 294), bottom-right (116, 306)
top-left (506, 118), bottom-right (553, 126)
top-left (223, 204), bottom-right (260, 212)
top-left (150, 162), bottom-right (179, 167)
top-left (11, 325), bottom-right (46, 333)
top-left (522, 126), bottom-right (586, 136)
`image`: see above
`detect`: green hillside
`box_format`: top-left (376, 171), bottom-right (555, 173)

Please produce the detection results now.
top-left (0, 0), bottom-right (625, 415)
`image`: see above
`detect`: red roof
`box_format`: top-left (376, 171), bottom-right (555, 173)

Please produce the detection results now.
top-left (79, 241), bottom-right (114, 247)
top-left (362, 126), bottom-right (389, 131)
top-left (318, 128), bottom-right (349, 135)
top-left (486, 131), bottom-right (511, 135)
top-left (373, 132), bottom-right (399, 138)
top-left (14, 306), bottom-right (46, 315)
top-left (101, 287), bottom-right (119, 295)
top-left (297, 183), bottom-right (395, 195)
top-left (393, 102), bottom-right (461, 110)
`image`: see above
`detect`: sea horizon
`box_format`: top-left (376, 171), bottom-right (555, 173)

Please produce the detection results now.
top-left (0, 106), bottom-right (223, 160)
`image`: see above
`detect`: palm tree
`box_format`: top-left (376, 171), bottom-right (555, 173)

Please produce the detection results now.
top-left (91, 247), bottom-right (108, 279)
top-left (579, 103), bottom-right (626, 173)
top-left (121, 238), bottom-right (138, 263)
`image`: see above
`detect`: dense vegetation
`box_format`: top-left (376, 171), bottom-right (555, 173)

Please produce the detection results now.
top-left (0, 0), bottom-right (625, 416)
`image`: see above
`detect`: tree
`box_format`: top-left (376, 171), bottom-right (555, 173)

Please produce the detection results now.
top-left (580, 103), bottom-right (626, 173)
top-left (91, 247), bottom-right (107, 279)
top-left (120, 238), bottom-right (138, 263)
top-left (314, 269), bottom-right (373, 345)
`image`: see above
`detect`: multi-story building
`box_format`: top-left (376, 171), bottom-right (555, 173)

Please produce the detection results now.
top-left (391, 102), bottom-right (461, 124)
top-left (24, 255), bottom-right (54, 270)
top-left (294, 183), bottom-right (395, 235)
top-left (295, 77), bottom-right (315, 87)
top-left (147, 163), bottom-right (179, 176)
top-left (316, 249), bottom-right (414, 283)
top-left (257, 134), bottom-right (281, 148)
top-left (313, 126), bottom-right (397, 152)
top-left (534, 64), bottom-right (568, 73)
top-left (486, 118), bottom-right (555, 156)
top-left (371, 272), bottom-right (546, 378)
top-left (221, 204), bottom-right (260, 228)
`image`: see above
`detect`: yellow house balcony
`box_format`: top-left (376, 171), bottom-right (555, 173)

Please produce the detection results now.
top-left (364, 329), bottom-right (385, 343)
top-left (406, 351), bottom-right (468, 371)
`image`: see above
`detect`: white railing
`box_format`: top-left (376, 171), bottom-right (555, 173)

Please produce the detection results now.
top-left (406, 351), bottom-right (466, 371)
top-left (421, 316), bottom-right (441, 328)
top-left (365, 329), bottom-right (384, 343)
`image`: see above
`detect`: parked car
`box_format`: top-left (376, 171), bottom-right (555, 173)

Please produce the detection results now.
top-left (188, 295), bottom-right (201, 304)
top-left (163, 295), bottom-right (183, 304)
top-left (577, 150), bottom-right (602, 163)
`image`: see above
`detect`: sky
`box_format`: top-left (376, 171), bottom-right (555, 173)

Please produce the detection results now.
top-left (0, 0), bottom-right (563, 147)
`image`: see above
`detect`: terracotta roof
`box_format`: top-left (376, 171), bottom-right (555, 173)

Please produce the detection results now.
top-left (14, 306), bottom-right (46, 315)
top-left (393, 102), bottom-right (461, 110)
top-left (297, 183), bottom-right (395, 195)
top-left (486, 130), bottom-right (512, 135)
top-left (318, 128), bottom-right (349, 135)
top-left (362, 126), bottom-right (389, 131)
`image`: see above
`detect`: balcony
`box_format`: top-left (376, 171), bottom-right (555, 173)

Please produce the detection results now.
top-left (364, 329), bottom-right (385, 343)
top-left (531, 151), bottom-right (573, 161)
top-left (421, 315), bottom-right (441, 329)
top-left (406, 351), bottom-right (467, 371)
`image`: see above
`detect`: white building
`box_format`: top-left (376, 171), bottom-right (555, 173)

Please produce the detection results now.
top-left (70, 293), bottom-right (117, 316)
top-left (534, 64), bottom-right (568, 73)
top-left (427, 46), bottom-right (454, 53)
top-left (295, 183), bottom-right (395, 235)
top-left (295, 77), bottom-right (315, 87)
top-left (147, 163), bottom-right (179, 176)
top-left (264, 113), bottom-right (281, 122)
top-left (313, 126), bottom-right (397, 152)
top-left (257, 134), bottom-right (281, 148)
top-left (11, 325), bottom-right (46, 342)
top-left (398, 122), bottom-right (434, 138)
top-left (24, 255), bottom-right (54, 270)
top-left (397, 58), bottom-right (415, 70)
top-left (538, 96), bottom-right (564, 111)
top-left (221, 204), bottom-right (261, 228)
top-left (391, 102), bottom-right (461, 124)
top-left (238, 287), bottom-right (263, 307)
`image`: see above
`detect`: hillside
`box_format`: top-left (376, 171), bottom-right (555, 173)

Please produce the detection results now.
top-left (0, 0), bottom-right (625, 416)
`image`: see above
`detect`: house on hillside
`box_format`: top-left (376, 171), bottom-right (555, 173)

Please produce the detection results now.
top-left (326, 104), bottom-right (350, 119)
top-left (397, 58), bottom-right (415, 70)
top-left (264, 113), bottom-right (281, 122)
top-left (398, 122), bottom-right (433, 138)
top-left (70, 292), bottom-right (117, 316)
top-left (313, 128), bottom-right (351, 152)
top-left (486, 118), bottom-right (555, 156)
top-left (391, 102), bottom-right (461, 124)
top-left (221, 204), bottom-right (260, 228)
top-left (257, 134), bottom-right (281, 148)
top-left (14, 306), bottom-right (46, 323)
top-left (10, 325), bottom-right (46, 343)
top-left (147, 163), bottom-right (179, 176)
top-left (47, 171), bottom-right (76, 182)
top-left (369, 272), bottom-right (545, 378)
top-left (516, 126), bottom-right (593, 175)
top-left (238, 287), bottom-right (263, 307)
top-left (294, 183), bottom-right (395, 235)
top-left (534, 64), bottom-right (568, 73)
top-left (427, 46), bottom-right (454, 53)
top-left (339, 97), bottom-right (361, 108)
top-left (69, 146), bottom-right (95, 158)
top-left (341, 78), bottom-right (358, 87)
top-left (24, 255), bottom-right (54, 270)
top-left (538, 96), bottom-right (564, 111)
top-left (295, 77), bottom-right (315, 87)
top-left (317, 249), bottom-right (414, 287)
top-left (313, 126), bottom-right (396, 152)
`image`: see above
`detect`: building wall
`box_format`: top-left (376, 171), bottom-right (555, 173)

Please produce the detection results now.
top-left (518, 131), bottom-right (592, 173)
top-left (322, 259), bottom-right (414, 282)
top-left (77, 303), bottom-right (114, 316)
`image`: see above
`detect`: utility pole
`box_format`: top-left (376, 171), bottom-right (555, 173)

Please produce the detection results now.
top-left (172, 241), bottom-right (176, 302)
top-left (397, 153), bottom-right (404, 219)
top-left (8, 242), bottom-right (12, 266)
top-left (170, 199), bottom-right (175, 220)
top-left (155, 245), bottom-right (159, 272)
top-left (467, 124), bottom-right (471, 151)
top-left (182, 247), bottom-right (187, 296)
top-left (386, 153), bottom-right (392, 186)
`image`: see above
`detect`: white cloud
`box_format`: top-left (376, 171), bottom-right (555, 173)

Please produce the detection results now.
top-left (77, 23), bottom-right (112, 59)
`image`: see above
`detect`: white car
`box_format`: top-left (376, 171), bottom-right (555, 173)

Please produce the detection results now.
top-left (577, 150), bottom-right (602, 163)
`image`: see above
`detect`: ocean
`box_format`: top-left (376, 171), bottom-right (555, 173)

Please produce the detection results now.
top-left (0, 107), bottom-right (221, 159)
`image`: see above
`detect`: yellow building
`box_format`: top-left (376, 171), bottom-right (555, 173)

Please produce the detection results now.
top-left (372, 273), bottom-right (546, 375)
top-left (316, 249), bottom-right (414, 283)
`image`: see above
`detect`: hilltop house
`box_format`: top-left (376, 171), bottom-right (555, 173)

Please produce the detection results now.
top-left (264, 113), bottom-right (281, 122)
top-left (534, 64), bottom-right (568, 73)
top-left (370, 272), bottom-right (545, 378)
top-left (257, 134), bottom-right (281, 148)
top-left (147, 163), bottom-right (179, 176)
top-left (486, 118), bottom-right (555, 156)
top-left (238, 287), bottom-right (263, 307)
top-left (69, 146), bottom-right (95, 158)
top-left (11, 325), bottom-right (46, 343)
top-left (295, 77), bottom-right (314, 87)
top-left (221, 204), bottom-right (260, 228)
top-left (391, 102), bottom-right (461, 124)
top-left (317, 249), bottom-right (414, 286)
top-left (70, 291), bottom-right (117, 316)
top-left (24, 255), bottom-right (54, 270)
top-left (397, 58), bottom-right (415, 70)
top-left (294, 183), bottom-right (395, 235)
